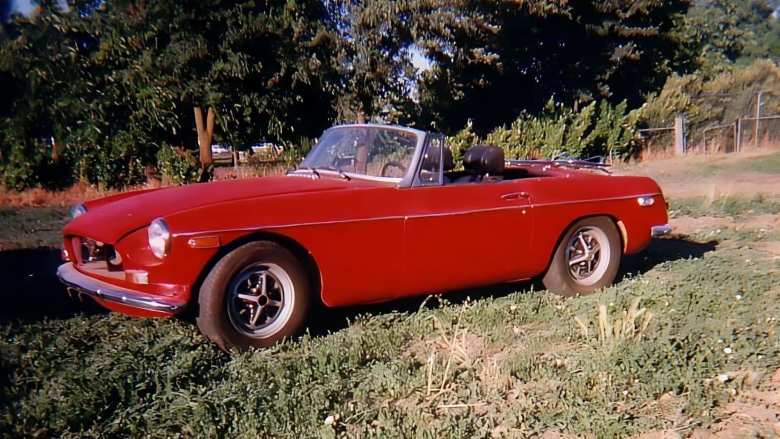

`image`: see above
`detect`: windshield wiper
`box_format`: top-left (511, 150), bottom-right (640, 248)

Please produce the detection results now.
top-left (298, 166), bottom-right (320, 178)
top-left (335, 169), bottom-right (351, 181)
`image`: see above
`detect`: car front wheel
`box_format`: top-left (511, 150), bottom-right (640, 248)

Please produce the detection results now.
top-left (542, 216), bottom-right (622, 297)
top-left (196, 241), bottom-right (310, 351)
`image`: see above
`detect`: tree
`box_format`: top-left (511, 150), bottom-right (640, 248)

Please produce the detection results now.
top-left (684, 0), bottom-right (780, 73)
top-left (1, 0), bottom-right (341, 188)
top-left (327, 0), bottom-right (420, 123)
top-left (412, 0), bottom-right (693, 134)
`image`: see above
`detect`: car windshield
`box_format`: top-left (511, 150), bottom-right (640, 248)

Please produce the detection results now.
top-left (300, 126), bottom-right (419, 180)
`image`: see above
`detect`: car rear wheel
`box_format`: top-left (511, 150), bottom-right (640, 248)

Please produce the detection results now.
top-left (542, 216), bottom-right (621, 297)
top-left (196, 241), bottom-right (310, 351)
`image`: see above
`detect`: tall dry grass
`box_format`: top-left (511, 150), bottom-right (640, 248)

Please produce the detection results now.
top-left (1, 164), bottom-right (289, 208)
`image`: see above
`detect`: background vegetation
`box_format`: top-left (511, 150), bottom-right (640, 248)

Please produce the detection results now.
top-left (0, 0), bottom-right (778, 189)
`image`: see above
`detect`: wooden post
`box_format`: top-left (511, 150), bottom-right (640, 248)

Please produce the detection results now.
top-left (703, 129), bottom-right (707, 154)
top-left (674, 114), bottom-right (686, 155)
top-left (755, 91), bottom-right (762, 149)
top-left (734, 119), bottom-right (742, 153)
top-left (194, 106), bottom-right (216, 168)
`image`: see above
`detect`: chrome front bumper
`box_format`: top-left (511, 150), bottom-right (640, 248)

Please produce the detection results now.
top-left (57, 263), bottom-right (183, 313)
top-left (651, 224), bottom-right (672, 237)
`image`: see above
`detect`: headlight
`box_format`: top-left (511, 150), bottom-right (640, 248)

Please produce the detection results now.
top-left (148, 218), bottom-right (171, 259)
top-left (69, 203), bottom-right (87, 219)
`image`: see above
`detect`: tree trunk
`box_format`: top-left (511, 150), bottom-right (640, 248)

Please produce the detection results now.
top-left (194, 106), bottom-right (216, 168)
top-left (51, 137), bottom-right (60, 162)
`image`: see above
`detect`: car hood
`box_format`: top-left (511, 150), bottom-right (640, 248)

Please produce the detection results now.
top-left (64, 175), bottom-right (358, 243)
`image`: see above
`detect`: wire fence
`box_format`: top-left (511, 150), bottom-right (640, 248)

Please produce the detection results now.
top-left (639, 90), bottom-right (780, 156)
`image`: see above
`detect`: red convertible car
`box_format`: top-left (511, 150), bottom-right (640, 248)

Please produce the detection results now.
top-left (58, 124), bottom-right (670, 350)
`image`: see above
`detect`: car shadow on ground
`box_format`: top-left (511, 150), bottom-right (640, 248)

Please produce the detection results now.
top-left (306, 235), bottom-right (718, 337)
top-left (0, 247), bottom-right (105, 324)
top-left (619, 234), bottom-right (718, 281)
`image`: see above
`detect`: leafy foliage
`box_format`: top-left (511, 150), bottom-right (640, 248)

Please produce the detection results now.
top-left (1, 0), bottom-right (778, 190)
top-left (414, 0), bottom-right (693, 133)
top-left (155, 144), bottom-right (201, 185)
top-left (0, 0), bottom-right (339, 189)
top-left (683, 0), bottom-right (780, 74)
top-left (449, 100), bottom-right (640, 160)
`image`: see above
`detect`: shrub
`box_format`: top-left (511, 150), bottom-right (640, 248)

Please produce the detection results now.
top-left (449, 99), bottom-right (640, 161)
top-left (156, 144), bottom-right (201, 185)
top-left (0, 138), bottom-right (73, 191)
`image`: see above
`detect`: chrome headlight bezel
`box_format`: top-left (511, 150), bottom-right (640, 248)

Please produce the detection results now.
top-left (148, 218), bottom-right (171, 259)
top-left (69, 203), bottom-right (87, 219)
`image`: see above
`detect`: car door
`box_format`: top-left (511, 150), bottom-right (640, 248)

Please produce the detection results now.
top-left (398, 140), bottom-right (534, 297)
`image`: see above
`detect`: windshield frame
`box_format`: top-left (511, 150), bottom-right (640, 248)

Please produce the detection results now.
top-left (290, 124), bottom-right (428, 186)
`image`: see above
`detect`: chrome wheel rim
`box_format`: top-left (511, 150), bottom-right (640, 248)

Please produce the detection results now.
top-left (227, 263), bottom-right (295, 338)
top-left (565, 226), bottom-right (610, 286)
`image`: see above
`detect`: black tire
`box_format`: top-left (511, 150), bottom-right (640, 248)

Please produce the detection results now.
top-left (542, 216), bottom-right (622, 297)
top-left (196, 241), bottom-right (310, 351)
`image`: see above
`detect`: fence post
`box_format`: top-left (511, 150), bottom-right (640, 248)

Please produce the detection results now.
top-left (674, 114), bottom-right (686, 155)
top-left (703, 129), bottom-right (707, 154)
top-left (755, 91), bottom-right (762, 148)
top-left (735, 119), bottom-right (742, 152)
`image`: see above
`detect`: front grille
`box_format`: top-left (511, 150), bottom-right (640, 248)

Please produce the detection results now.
top-left (75, 237), bottom-right (122, 271)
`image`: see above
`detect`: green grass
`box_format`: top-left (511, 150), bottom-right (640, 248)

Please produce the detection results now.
top-left (0, 207), bottom-right (68, 249)
top-left (668, 194), bottom-right (780, 218)
top-left (696, 150), bottom-right (780, 176)
top-left (1, 201), bottom-right (779, 437)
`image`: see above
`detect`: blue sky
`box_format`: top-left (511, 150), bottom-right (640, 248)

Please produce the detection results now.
top-left (11, 0), bottom-right (36, 15)
top-left (11, 0), bottom-right (68, 15)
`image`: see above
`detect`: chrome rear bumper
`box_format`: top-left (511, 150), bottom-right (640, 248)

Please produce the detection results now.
top-left (651, 224), bottom-right (672, 237)
top-left (57, 263), bottom-right (183, 313)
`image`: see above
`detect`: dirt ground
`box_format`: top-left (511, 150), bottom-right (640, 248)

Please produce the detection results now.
top-left (617, 148), bottom-right (780, 199)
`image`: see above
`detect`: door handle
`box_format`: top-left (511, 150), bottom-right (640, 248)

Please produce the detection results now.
top-left (501, 192), bottom-right (530, 201)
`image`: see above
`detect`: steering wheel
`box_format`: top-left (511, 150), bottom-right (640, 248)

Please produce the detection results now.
top-left (380, 161), bottom-right (406, 178)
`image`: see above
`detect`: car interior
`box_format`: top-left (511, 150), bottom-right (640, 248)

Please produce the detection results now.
top-left (419, 144), bottom-right (551, 185)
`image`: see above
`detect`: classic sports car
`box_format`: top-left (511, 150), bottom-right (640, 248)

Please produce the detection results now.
top-left (58, 124), bottom-right (671, 350)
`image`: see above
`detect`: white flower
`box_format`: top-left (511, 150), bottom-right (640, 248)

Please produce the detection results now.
top-left (723, 347), bottom-right (733, 354)
top-left (324, 415), bottom-right (336, 425)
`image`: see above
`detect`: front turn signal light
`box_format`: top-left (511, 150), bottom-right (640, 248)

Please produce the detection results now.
top-left (637, 196), bottom-right (655, 207)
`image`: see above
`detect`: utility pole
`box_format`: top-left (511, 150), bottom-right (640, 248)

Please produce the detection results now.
top-left (755, 91), bottom-right (763, 148)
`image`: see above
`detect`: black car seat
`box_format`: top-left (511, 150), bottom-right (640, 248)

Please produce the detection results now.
top-left (455, 144), bottom-right (505, 183)
top-left (419, 144), bottom-right (454, 184)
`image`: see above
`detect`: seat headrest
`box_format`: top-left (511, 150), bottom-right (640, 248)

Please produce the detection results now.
top-left (421, 144), bottom-right (454, 172)
top-left (463, 144), bottom-right (504, 175)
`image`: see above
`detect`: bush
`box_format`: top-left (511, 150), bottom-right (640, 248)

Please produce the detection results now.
top-left (449, 99), bottom-right (640, 161)
top-left (156, 145), bottom-right (201, 185)
top-left (0, 138), bottom-right (73, 191)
